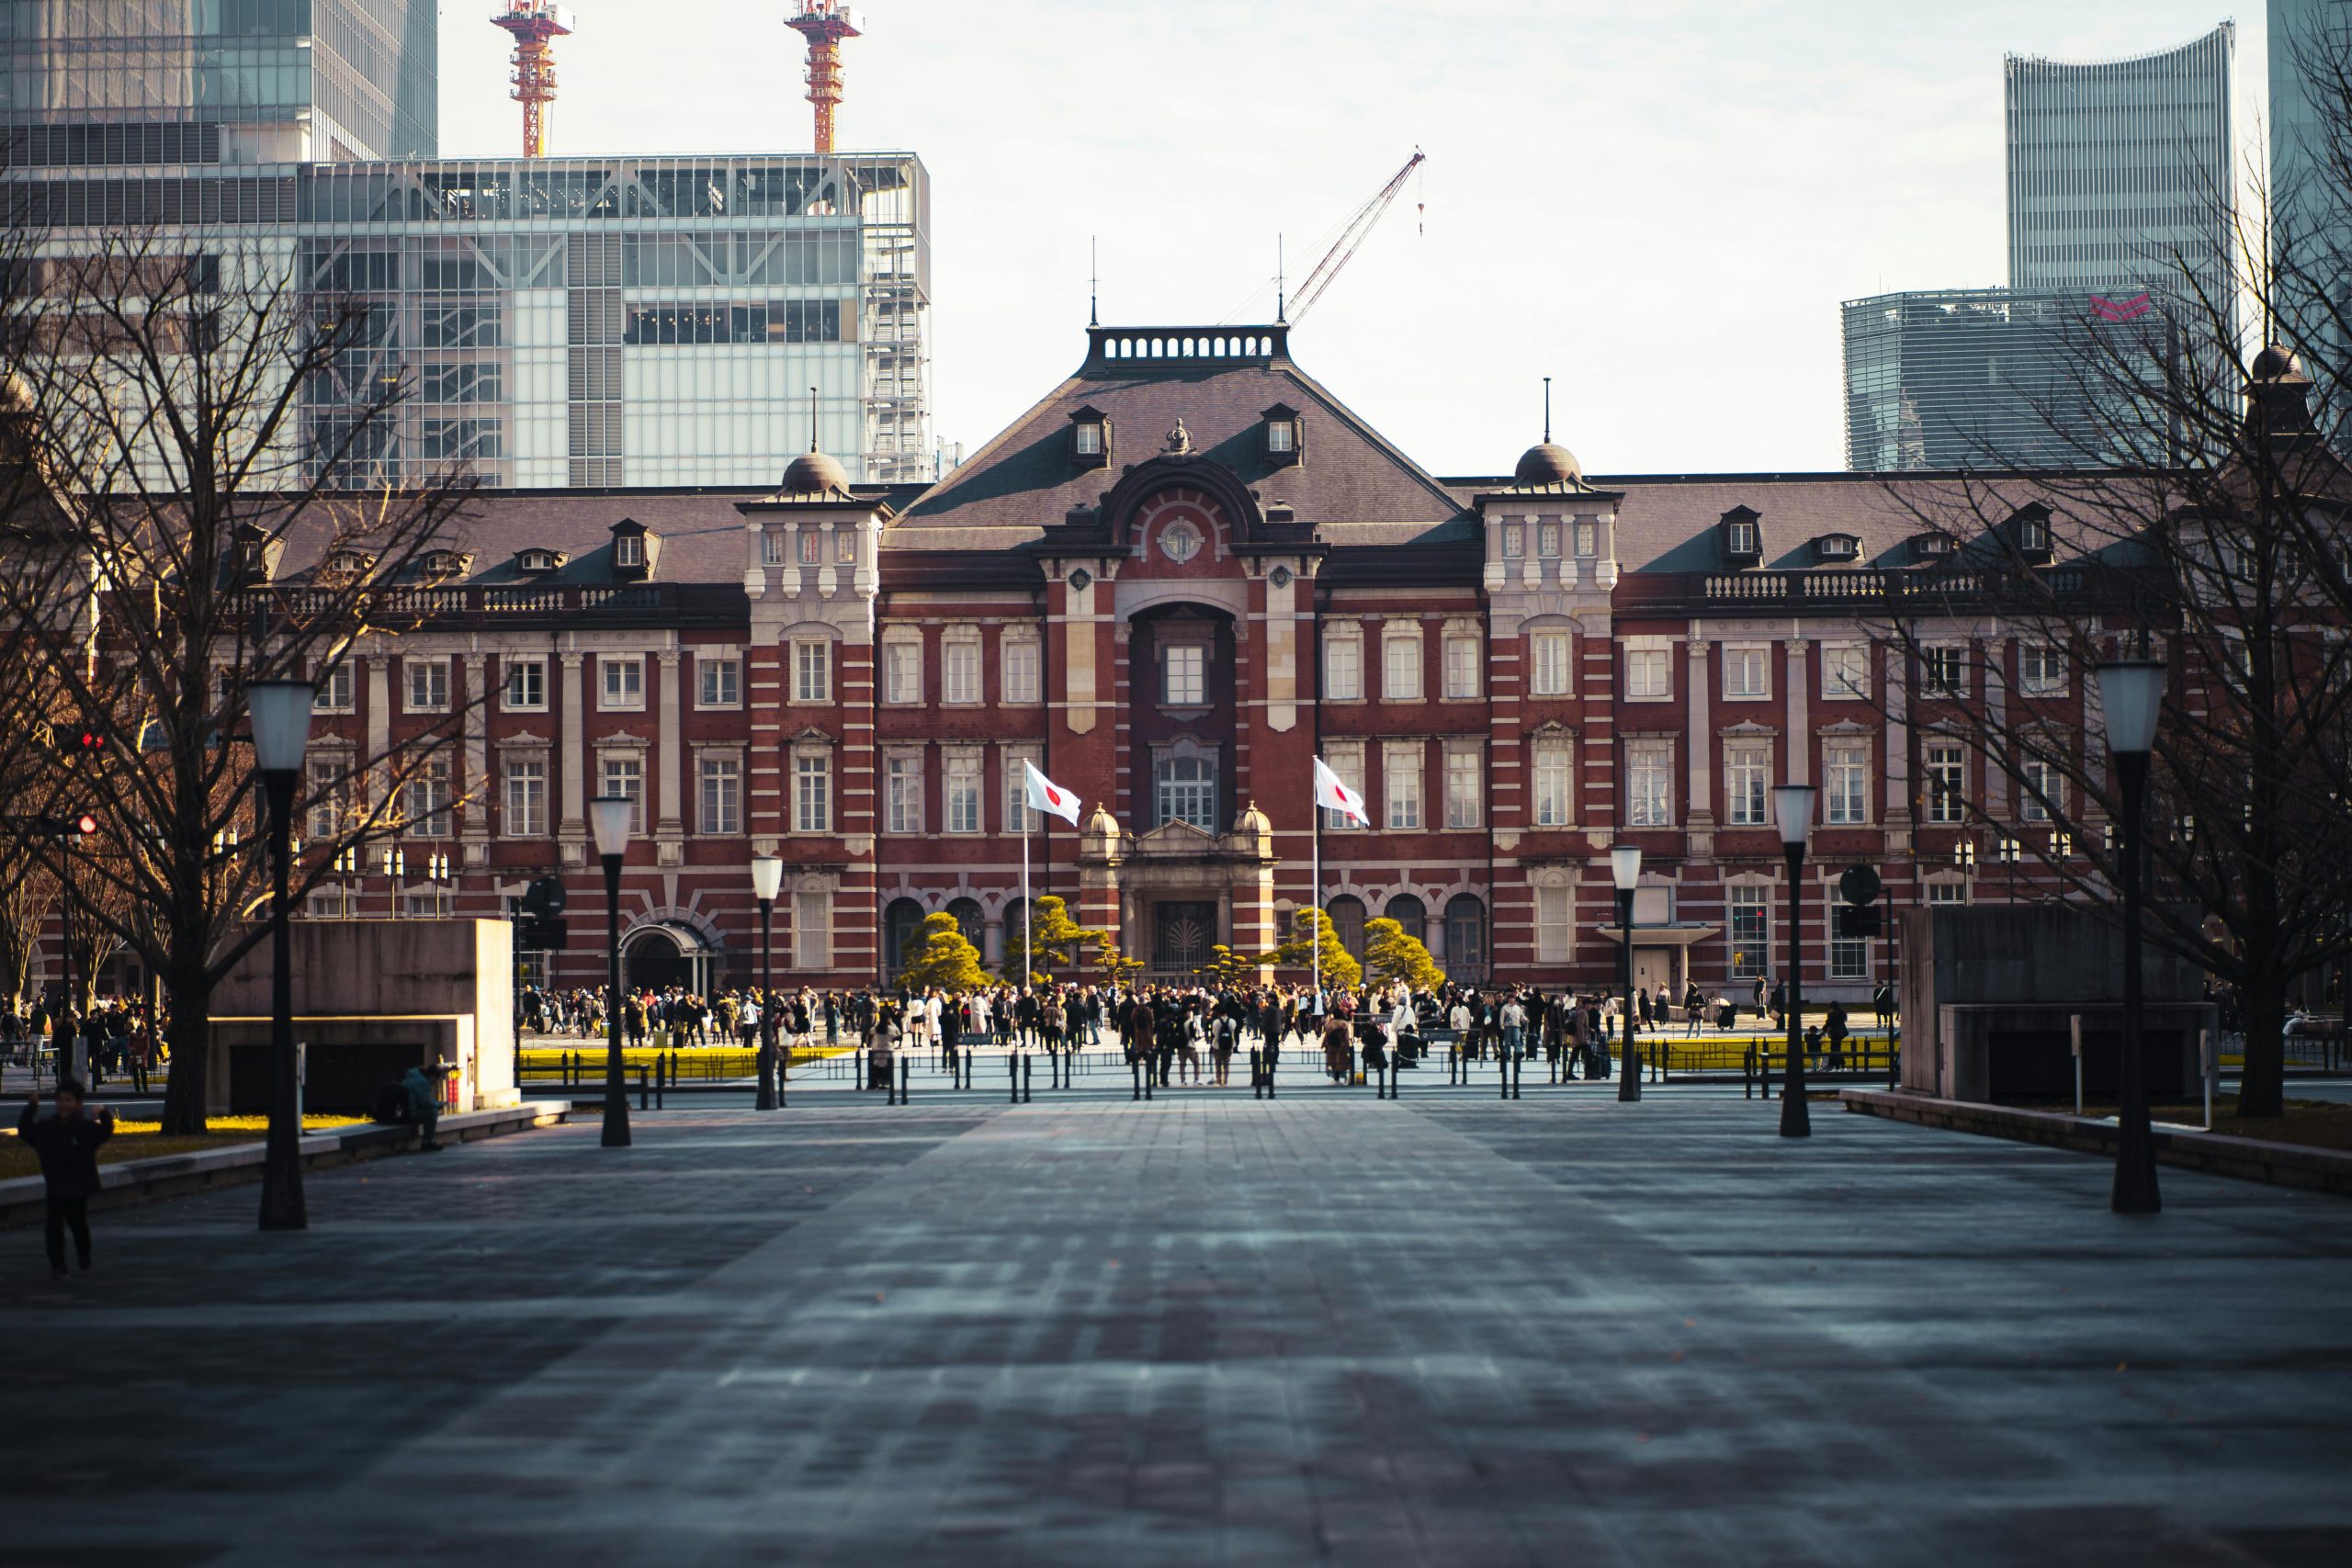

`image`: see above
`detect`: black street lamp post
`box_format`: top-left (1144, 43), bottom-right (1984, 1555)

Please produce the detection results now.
top-left (2097, 658), bottom-right (2166, 1214)
top-left (1774, 783), bottom-right (1816, 1139)
top-left (590, 795), bottom-right (634, 1148)
top-left (752, 853), bottom-right (783, 1111)
top-left (1611, 844), bottom-right (1641, 1102)
top-left (249, 678), bottom-right (314, 1231)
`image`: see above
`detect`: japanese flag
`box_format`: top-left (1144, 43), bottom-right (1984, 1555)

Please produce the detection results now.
top-left (1314, 757), bottom-right (1369, 826)
top-left (1023, 761), bottom-right (1081, 826)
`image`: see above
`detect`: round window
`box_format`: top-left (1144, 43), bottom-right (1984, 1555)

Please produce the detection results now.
top-left (1159, 520), bottom-right (1203, 564)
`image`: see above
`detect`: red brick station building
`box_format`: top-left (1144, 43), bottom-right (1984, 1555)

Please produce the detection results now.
top-left (294, 323), bottom-right (2090, 1002)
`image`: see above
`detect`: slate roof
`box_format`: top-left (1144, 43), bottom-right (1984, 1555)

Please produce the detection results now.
top-left (887, 330), bottom-right (1475, 552)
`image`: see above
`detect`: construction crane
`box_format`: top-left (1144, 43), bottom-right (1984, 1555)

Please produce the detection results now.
top-left (492, 3), bottom-right (576, 159)
top-left (785, 2), bottom-right (865, 154)
top-left (1285, 148), bottom-right (1426, 323)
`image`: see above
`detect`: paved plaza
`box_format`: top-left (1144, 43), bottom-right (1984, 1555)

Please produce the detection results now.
top-left (7, 1077), bottom-right (2352, 1567)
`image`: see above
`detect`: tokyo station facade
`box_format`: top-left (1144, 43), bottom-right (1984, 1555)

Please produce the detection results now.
top-left (295, 322), bottom-right (2096, 1003)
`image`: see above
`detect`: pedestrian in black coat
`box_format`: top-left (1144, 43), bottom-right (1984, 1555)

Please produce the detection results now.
top-left (19, 1080), bottom-right (112, 1280)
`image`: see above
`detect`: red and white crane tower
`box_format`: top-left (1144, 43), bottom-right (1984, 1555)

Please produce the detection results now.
top-left (492, 2), bottom-right (576, 160)
top-left (785, 2), bottom-right (864, 154)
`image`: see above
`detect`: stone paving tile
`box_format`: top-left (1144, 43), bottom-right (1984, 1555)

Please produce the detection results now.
top-left (4, 1091), bottom-right (2349, 1567)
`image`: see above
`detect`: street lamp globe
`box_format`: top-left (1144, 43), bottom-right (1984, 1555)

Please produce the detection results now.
top-left (750, 852), bottom-right (785, 903)
top-left (1609, 843), bottom-right (1642, 891)
top-left (247, 679), bottom-right (315, 776)
top-left (2096, 658), bottom-right (2165, 757)
top-left (1772, 783), bottom-right (1816, 851)
top-left (588, 795), bottom-right (634, 859)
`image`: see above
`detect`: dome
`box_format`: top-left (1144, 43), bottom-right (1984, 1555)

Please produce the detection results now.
top-left (1234, 800), bottom-right (1272, 836)
top-left (2250, 344), bottom-right (2307, 382)
top-left (1084, 802), bottom-right (1120, 842)
top-left (781, 447), bottom-right (852, 496)
top-left (1513, 441), bottom-right (1582, 488)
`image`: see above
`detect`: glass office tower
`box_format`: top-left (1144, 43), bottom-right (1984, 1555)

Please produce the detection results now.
top-left (1843, 288), bottom-right (2092, 470)
top-left (2006, 23), bottom-right (2238, 310)
top-left (2271, 0), bottom-right (2352, 438)
top-left (0, 0), bottom-right (437, 164)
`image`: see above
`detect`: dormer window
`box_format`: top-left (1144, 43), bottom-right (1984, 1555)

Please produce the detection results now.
top-left (1914, 531), bottom-right (1956, 562)
top-left (419, 548), bottom-right (470, 581)
top-left (1069, 405), bottom-right (1110, 469)
top-left (1261, 403), bottom-right (1303, 467)
top-left (325, 548), bottom-right (375, 580)
top-left (2009, 505), bottom-right (2053, 562)
top-left (515, 547), bottom-right (565, 576)
top-left (1813, 534), bottom-right (1860, 563)
top-left (1720, 506), bottom-right (1762, 564)
top-left (610, 518), bottom-right (650, 579)
top-left (233, 524), bottom-right (274, 582)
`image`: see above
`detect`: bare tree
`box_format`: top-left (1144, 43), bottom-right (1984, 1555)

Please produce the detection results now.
top-left (0, 233), bottom-right (488, 1133)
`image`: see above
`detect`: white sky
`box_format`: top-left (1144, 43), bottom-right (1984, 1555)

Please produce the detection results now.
top-left (438, 2), bottom-right (2266, 477)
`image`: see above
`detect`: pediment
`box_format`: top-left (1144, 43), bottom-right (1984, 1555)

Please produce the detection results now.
top-left (1137, 818), bottom-right (1219, 847)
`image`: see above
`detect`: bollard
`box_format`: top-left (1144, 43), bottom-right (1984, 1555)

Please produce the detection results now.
top-left (1250, 1047), bottom-right (1263, 1100)
top-left (1498, 1046), bottom-right (1510, 1100)
top-left (1011, 1049), bottom-right (1022, 1105)
top-left (1133, 1057), bottom-right (1144, 1101)
top-left (1511, 1054), bottom-right (1522, 1101)
top-left (1264, 1052), bottom-right (1275, 1100)
top-left (637, 1064), bottom-right (649, 1111)
top-left (1023, 1054), bottom-right (1034, 1103)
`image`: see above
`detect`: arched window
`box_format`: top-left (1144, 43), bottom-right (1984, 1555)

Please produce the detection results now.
top-left (945, 897), bottom-right (984, 949)
top-left (884, 897), bottom-right (926, 974)
top-left (1327, 895), bottom-right (1366, 958)
top-left (1385, 894), bottom-right (1427, 945)
top-left (1445, 894), bottom-right (1487, 980)
top-left (1155, 755), bottom-right (1216, 831)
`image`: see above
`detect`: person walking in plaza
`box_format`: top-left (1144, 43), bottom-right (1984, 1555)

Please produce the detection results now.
top-left (1826, 999), bottom-right (1850, 1070)
top-left (19, 1081), bottom-right (112, 1280)
top-left (1683, 980), bottom-right (1705, 1037)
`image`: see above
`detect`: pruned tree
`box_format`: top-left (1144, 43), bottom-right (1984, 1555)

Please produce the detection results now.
top-left (1002, 895), bottom-right (1101, 987)
top-left (1262, 908), bottom-right (1362, 992)
top-left (897, 912), bottom-right (991, 993)
top-left (0, 232), bottom-right (489, 1133)
top-left (1363, 917), bottom-right (1443, 993)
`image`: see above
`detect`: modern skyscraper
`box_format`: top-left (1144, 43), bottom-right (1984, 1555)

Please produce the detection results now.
top-left (0, 0), bottom-right (439, 165)
top-left (2270, 1), bottom-right (2352, 436)
top-left (2006, 24), bottom-right (2238, 307)
top-left (1842, 288), bottom-right (2098, 470)
top-left (0, 9), bottom-right (935, 487)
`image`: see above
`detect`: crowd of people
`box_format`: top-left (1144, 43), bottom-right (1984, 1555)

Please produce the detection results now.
top-left (3, 998), bottom-right (160, 1087)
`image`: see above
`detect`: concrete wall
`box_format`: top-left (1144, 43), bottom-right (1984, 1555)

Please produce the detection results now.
top-left (214, 920), bottom-right (516, 1114)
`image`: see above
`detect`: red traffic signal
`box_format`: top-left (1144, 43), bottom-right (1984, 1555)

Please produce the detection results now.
top-left (73, 812), bottom-right (98, 836)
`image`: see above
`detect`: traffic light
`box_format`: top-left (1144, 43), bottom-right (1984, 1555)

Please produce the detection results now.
top-left (36, 813), bottom-right (98, 839)
top-left (71, 726), bottom-right (107, 755)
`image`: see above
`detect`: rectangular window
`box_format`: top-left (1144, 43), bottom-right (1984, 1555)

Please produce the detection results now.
top-left (503, 657), bottom-right (546, 711)
top-left (945, 753), bottom-right (981, 834)
top-left (1826, 744), bottom-right (1869, 825)
top-left (1829, 893), bottom-right (1869, 980)
top-left (1001, 638), bottom-right (1040, 705)
top-left (1384, 636), bottom-right (1422, 702)
top-left (885, 754), bottom-right (922, 834)
top-left (600, 756), bottom-right (645, 837)
top-left (835, 528), bottom-right (857, 565)
top-left (1824, 644), bottom-right (1870, 702)
top-left (1385, 744), bottom-right (1422, 830)
top-left (798, 530), bottom-right (821, 566)
top-left (600, 655), bottom-right (644, 710)
top-left (2019, 644), bottom-right (2066, 695)
top-left (1729, 886), bottom-right (1770, 981)
top-left (1575, 520), bottom-right (1598, 558)
top-left (313, 660), bottom-right (355, 713)
top-left (1531, 630), bottom-right (1571, 697)
top-left (1922, 646), bottom-right (1967, 694)
top-left (1074, 422), bottom-right (1103, 457)
top-left (1626, 741), bottom-right (1674, 827)
top-left (2021, 758), bottom-right (2058, 822)
top-left (698, 655), bottom-right (741, 708)
top-left (1724, 647), bottom-right (1770, 700)
top-left (883, 639), bottom-right (922, 705)
top-left (794, 889), bottom-right (830, 969)
top-left (1443, 635), bottom-right (1480, 699)
top-left (401, 754), bottom-right (452, 838)
top-left (404, 656), bottom-right (449, 713)
top-left (1724, 744), bottom-right (1769, 827)
top-left (1502, 524), bottom-right (1524, 558)
top-left (1324, 636), bottom-right (1362, 701)
top-left (943, 638), bottom-right (981, 705)
top-left (763, 530), bottom-right (786, 566)
top-left (1534, 743), bottom-right (1573, 827)
top-left (1156, 755), bottom-right (1217, 831)
top-left (1322, 745), bottom-right (1365, 830)
top-left (1626, 648), bottom-right (1669, 700)
top-left (1927, 879), bottom-right (1969, 905)
top-left (1538, 521), bottom-right (1561, 558)
top-left (1161, 643), bottom-right (1206, 706)
top-left (698, 755), bottom-right (741, 835)
top-left (795, 753), bottom-right (831, 834)
top-left (794, 640), bottom-right (831, 703)
top-left (1004, 747), bottom-right (1039, 832)
top-left (1536, 886), bottom-right (1571, 964)
top-left (1926, 741), bottom-right (1965, 824)
top-left (503, 757), bottom-right (548, 838)
top-left (1444, 747), bottom-right (1482, 829)
top-left (304, 755), bottom-right (345, 840)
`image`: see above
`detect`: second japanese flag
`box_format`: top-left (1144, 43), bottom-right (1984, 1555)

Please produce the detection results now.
top-left (1023, 761), bottom-right (1082, 826)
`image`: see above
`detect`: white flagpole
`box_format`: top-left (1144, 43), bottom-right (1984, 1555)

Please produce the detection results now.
top-left (1312, 797), bottom-right (1321, 1010)
top-left (1022, 803), bottom-right (1032, 988)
